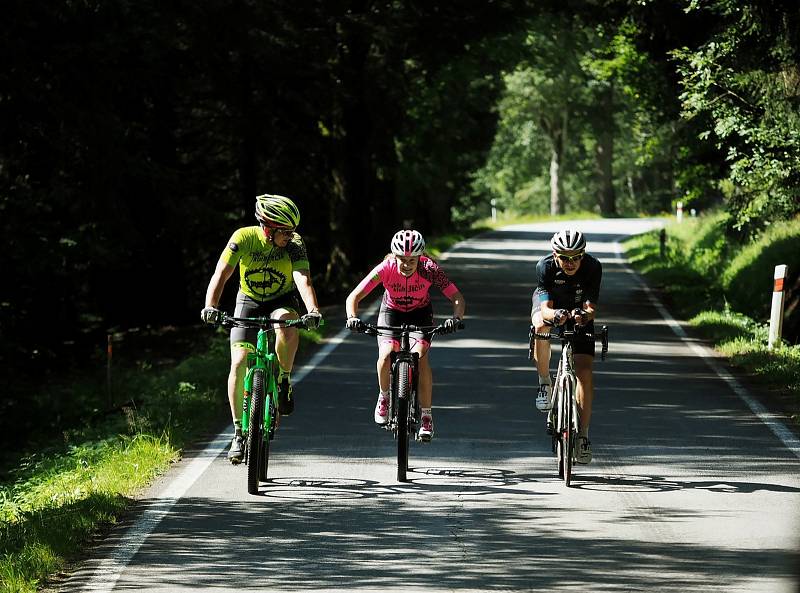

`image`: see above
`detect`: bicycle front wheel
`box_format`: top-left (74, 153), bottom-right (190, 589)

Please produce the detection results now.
top-left (395, 360), bottom-right (412, 482)
top-left (562, 382), bottom-right (574, 487)
top-left (247, 368), bottom-right (266, 495)
top-left (259, 393), bottom-right (275, 482)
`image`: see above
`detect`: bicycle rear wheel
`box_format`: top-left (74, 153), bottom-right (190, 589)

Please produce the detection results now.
top-left (395, 360), bottom-right (412, 482)
top-left (247, 368), bottom-right (266, 495)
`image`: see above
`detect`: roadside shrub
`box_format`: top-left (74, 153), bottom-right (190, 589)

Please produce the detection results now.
top-left (721, 218), bottom-right (800, 343)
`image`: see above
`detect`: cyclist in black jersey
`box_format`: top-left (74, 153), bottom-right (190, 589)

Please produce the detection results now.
top-left (531, 229), bottom-right (602, 464)
top-left (200, 194), bottom-right (322, 463)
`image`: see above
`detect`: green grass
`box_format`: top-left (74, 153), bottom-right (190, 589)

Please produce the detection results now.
top-left (0, 325), bottom-right (323, 593)
top-left (624, 216), bottom-right (800, 425)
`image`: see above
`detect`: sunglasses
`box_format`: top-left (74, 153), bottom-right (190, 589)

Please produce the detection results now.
top-left (264, 226), bottom-right (295, 236)
top-left (556, 253), bottom-right (583, 263)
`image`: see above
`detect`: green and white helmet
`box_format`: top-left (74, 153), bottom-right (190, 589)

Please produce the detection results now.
top-left (255, 194), bottom-right (300, 229)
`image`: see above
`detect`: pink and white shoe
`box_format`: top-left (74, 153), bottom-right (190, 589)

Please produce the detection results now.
top-left (418, 414), bottom-right (434, 442)
top-left (374, 394), bottom-right (389, 425)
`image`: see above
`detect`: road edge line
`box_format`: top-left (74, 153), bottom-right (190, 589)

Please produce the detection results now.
top-left (613, 241), bottom-right (800, 461)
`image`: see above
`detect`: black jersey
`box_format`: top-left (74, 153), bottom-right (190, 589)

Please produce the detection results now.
top-left (534, 253), bottom-right (602, 308)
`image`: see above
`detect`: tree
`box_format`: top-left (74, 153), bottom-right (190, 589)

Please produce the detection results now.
top-left (674, 0), bottom-right (800, 236)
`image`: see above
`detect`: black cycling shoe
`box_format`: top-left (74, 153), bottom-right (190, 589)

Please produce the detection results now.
top-left (227, 434), bottom-right (244, 464)
top-left (277, 376), bottom-right (294, 415)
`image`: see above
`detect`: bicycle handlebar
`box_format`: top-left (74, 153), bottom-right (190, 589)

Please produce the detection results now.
top-left (217, 313), bottom-right (310, 330)
top-left (530, 323), bottom-right (609, 360)
top-left (354, 320), bottom-right (465, 338)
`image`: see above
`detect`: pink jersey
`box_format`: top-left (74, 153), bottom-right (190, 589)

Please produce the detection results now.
top-left (355, 256), bottom-right (460, 312)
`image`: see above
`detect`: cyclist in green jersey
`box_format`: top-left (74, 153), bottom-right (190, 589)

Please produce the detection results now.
top-left (201, 194), bottom-right (322, 463)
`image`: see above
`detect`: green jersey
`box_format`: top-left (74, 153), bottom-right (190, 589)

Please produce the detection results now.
top-left (220, 226), bottom-right (309, 302)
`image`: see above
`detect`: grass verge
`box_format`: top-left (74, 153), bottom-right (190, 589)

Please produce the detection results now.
top-left (0, 325), bottom-right (324, 593)
top-left (624, 217), bottom-right (800, 426)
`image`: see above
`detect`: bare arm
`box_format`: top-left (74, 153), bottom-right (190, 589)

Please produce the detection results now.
top-left (345, 284), bottom-right (369, 319)
top-left (205, 260), bottom-right (236, 308)
top-left (293, 269), bottom-right (320, 314)
top-left (449, 290), bottom-right (466, 319)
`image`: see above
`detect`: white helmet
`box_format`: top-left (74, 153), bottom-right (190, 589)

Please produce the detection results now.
top-left (390, 229), bottom-right (425, 256)
top-left (550, 229), bottom-right (586, 255)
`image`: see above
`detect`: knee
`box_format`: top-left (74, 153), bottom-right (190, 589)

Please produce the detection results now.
top-left (230, 349), bottom-right (249, 371)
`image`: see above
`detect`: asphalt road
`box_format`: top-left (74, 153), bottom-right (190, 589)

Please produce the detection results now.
top-left (61, 219), bottom-right (800, 593)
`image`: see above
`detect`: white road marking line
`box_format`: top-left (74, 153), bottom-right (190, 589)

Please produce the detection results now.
top-left (80, 302), bottom-right (380, 592)
top-left (614, 242), bottom-right (800, 460)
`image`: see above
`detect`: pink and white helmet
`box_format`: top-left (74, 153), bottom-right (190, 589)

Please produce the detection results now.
top-left (390, 229), bottom-right (426, 257)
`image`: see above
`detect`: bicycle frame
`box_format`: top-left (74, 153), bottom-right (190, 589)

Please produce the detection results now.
top-left (241, 328), bottom-right (279, 436)
top-left (531, 322), bottom-right (608, 487)
top-left (355, 320), bottom-right (463, 482)
top-left (220, 314), bottom-right (307, 494)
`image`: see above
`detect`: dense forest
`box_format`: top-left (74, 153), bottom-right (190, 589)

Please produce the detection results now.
top-left (2, 1), bottom-right (799, 445)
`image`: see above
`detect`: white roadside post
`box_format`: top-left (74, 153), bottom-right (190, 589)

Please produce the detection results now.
top-left (768, 264), bottom-right (788, 350)
top-left (676, 201), bottom-right (683, 223)
top-left (490, 198), bottom-right (497, 223)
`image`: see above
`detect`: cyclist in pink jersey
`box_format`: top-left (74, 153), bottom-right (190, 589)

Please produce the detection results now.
top-left (345, 229), bottom-right (466, 441)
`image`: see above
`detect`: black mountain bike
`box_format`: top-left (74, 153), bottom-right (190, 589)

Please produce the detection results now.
top-left (530, 322), bottom-right (608, 487)
top-left (354, 321), bottom-right (464, 482)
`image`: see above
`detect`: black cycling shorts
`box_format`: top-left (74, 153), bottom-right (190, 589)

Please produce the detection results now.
top-left (230, 290), bottom-right (301, 349)
top-left (377, 302), bottom-right (435, 347)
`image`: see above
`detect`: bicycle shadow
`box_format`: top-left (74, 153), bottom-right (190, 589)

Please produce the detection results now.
top-left (570, 472), bottom-right (800, 494)
top-left (253, 466), bottom-right (560, 499)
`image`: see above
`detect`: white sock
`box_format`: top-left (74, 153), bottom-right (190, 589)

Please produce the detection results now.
top-left (539, 375), bottom-right (551, 385)
top-left (422, 407), bottom-right (432, 418)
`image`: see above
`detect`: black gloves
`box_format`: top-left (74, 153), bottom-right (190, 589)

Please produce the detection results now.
top-left (441, 316), bottom-right (462, 334)
top-left (201, 306), bottom-right (222, 325)
top-left (553, 309), bottom-right (569, 326)
top-left (302, 311), bottom-right (322, 330)
top-left (346, 317), bottom-right (364, 332)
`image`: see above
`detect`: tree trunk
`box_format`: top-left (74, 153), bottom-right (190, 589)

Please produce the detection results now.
top-left (595, 83), bottom-right (616, 215)
top-left (549, 147), bottom-right (562, 216)
top-left (546, 106), bottom-right (568, 216)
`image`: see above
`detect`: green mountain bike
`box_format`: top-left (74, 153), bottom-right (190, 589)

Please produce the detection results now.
top-left (220, 313), bottom-right (309, 494)
top-left (531, 322), bottom-right (608, 487)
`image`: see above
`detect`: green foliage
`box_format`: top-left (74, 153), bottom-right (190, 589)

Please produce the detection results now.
top-left (721, 219), bottom-right (800, 322)
top-left (625, 214), bottom-right (800, 424)
top-left (625, 212), bottom-right (800, 342)
top-left (0, 331), bottom-right (234, 591)
top-left (0, 436), bottom-right (172, 593)
top-left (691, 308), bottom-right (768, 345)
top-left (673, 1), bottom-right (800, 234)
